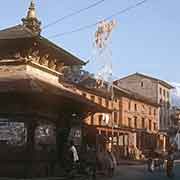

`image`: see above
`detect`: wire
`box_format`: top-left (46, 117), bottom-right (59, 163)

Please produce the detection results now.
top-left (48, 0), bottom-right (149, 39)
top-left (43, 0), bottom-right (107, 29)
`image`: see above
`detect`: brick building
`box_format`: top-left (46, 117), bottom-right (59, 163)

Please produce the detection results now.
top-left (81, 78), bottom-right (162, 158)
top-left (171, 107), bottom-right (180, 128)
top-left (169, 107), bottom-right (180, 147)
top-left (114, 73), bottom-right (174, 131)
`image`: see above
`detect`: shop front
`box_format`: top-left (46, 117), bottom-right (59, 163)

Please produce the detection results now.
top-left (95, 126), bottom-right (129, 161)
top-left (0, 79), bottom-right (109, 178)
top-left (136, 130), bottom-right (159, 157)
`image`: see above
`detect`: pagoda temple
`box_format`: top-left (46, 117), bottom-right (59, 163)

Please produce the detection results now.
top-left (0, 1), bottom-right (110, 177)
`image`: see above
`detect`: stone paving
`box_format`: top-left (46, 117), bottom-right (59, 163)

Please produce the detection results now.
top-left (0, 161), bottom-right (180, 180)
top-left (99, 161), bottom-right (180, 180)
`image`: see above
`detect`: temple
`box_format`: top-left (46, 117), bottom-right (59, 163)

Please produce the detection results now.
top-left (0, 1), bottom-right (109, 177)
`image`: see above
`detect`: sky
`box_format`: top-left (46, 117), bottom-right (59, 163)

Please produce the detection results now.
top-left (0, 0), bottom-right (180, 83)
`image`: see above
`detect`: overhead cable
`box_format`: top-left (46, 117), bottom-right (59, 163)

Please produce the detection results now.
top-left (43, 0), bottom-right (107, 29)
top-left (48, 0), bottom-right (148, 39)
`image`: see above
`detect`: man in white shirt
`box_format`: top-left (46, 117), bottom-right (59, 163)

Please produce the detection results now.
top-left (69, 140), bottom-right (79, 163)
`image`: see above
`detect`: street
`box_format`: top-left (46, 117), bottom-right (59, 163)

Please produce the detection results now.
top-left (99, 161), bottom-right (180, 180)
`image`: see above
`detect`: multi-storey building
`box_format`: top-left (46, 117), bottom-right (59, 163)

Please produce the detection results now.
top-left (171, 107), bottom-right (180, 128)
top-left (114, 73), bottom-right (174, 131)
top-left (82, 79), bottom-right (161, 158)
top-left (169, 107), bottom-right (180, 148)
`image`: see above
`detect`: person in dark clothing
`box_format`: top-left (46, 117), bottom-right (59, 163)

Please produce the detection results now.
top-left (166, 151), bottom-right (174, 177)
top-left (86, 145), bottom-right (97, 180)
top-left (56, 128), bottom-right (69, 169)
top-left (147, 158), bottom-right (154, 172)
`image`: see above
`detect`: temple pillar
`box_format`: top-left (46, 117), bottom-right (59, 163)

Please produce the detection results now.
top-left (25, 121), bottom-right (36, 178)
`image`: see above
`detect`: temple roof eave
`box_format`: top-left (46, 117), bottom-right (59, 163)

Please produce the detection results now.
top-left (0, 25), bottom-right (85, 66)
top-left (0, 68), bottom-right (110, 114)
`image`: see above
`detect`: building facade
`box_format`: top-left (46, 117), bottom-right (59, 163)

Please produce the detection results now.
top-left (169, 107), bottom-right (180, 149)
top-left (114, 73), bottom-right (174, 131)
top-left (171, 107), bottom-right (180, 128)
top-left (82, 81), bottom-right (161, 159)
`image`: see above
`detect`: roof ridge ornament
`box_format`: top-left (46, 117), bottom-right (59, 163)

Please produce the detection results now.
top-left (27, 0), bottom-right (36, 19)
top-left (22, 0), bottom-right (42, 35)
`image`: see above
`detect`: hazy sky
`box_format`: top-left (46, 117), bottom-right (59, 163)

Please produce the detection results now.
top-left (0, 0), bottom-right (179, 83)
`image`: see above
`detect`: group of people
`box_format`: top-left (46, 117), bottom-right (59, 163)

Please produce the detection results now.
top-left (64, 140), bottom-right (118, 178)
top-left (96, 146), bottom-right (117, 177)
top-left (67, 140), bottom-right (177, 178)
top-left (147, 150), bottom-right (175, 177)
top-left (64, 140), bottom-right (97, 179)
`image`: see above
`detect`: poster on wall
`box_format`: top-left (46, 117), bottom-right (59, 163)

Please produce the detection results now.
top-left (68, 126), bottom-right (82, 146)
top-left (0, 119), bottom-right (27, 146)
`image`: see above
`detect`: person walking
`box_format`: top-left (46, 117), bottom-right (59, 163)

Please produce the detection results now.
top-left (69, 140), bottom-right (79, 164)
top-left (166, 151), bottom-right (174, 177)
top-left (67, 140), bottom-right (79, 176)
top-left (86, 145), bottom-right (97, 180)
top-left (147, 150), bottom-right (156, 173)
top-left (106, 148), bottom-right (117, 177)
top-left (147, 158), bottom-right (154, 172)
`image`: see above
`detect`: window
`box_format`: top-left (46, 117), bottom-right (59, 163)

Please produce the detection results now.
top-left (153, 123), bottom-right (157, 131)
top-left (134, 117), bottom-right (137, 128)
top-left (149, 120), bottom-right (152, 131)
top-left (98, 97), bottom-right (102, 105)
top-left (128, 101), bottom-right (131, 110)
top-left (113, 136), bottom-right (118, 145)
top-left (109, 101), bottom-right (112, 109)
top-left (105, 99), bottom-right (109, 107)
top-left (160, 88), bottom-right (162, 95)
top-left (90, 115), bottom-right (94, 125)
top-left (90, 95), bottom-right (95, 101)
top-left (98, 115), bottom-right (103, 125)
top-left (154, 109), bottom-right (156, 116)
top-left (119, 101), bottom-right (121, 109)
top-left (134, 104), bottom-right (137, 111)
top-left (149, 107), bottom-right (152, 115)
top-left (142, 105), bottom-right (145, 111)
top-left (82, 93), bottom-right (86, 97)
top-left (128, 118), bottom-right (131, 127)
top-left (140, 81), bottom-right (144, 87)
top-left (160, 98), bottom-right (163, 104)
top-left (167, 91), bottom-right (170, 99)
top-left (163, 89), bottom-right (166, 97)
top-left (114, 112), bottom-right (118, 124)
top-left (142, 118), bottom-right (145, 129)
top-left (118, 135), bottom-right (124, 146)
